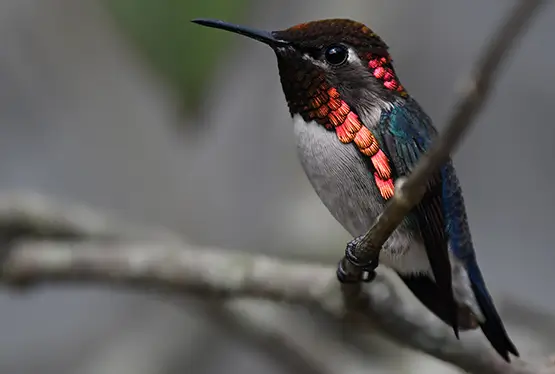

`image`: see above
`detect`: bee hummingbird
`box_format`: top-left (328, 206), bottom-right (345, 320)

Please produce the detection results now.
top-left (192, 18), bottom-right (519, 361)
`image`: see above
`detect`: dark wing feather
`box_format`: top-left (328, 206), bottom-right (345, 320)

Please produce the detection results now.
top-left (442, 163), bottom-right (519, 359)
top-left (378, 99), bottom-right (459, 335)
top-left (377, 99), bottom-right (518, 358)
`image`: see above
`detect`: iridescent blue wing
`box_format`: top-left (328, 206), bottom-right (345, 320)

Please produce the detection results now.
top-left (378, 98), bottom-right (459, 335)
top-left (379, 98), bottom-right (518, 359)
top-left (442, 163), bottom-right (519, 360)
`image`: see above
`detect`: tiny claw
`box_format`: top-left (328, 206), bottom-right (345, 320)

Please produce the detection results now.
top-left (345, 237), bottom-right (379, 272)
top-left (336, 260), bottom-right (360, 283)
top-left (336, 260), bottom-right (377, 283)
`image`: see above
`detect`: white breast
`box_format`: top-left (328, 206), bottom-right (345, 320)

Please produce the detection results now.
top-left (291, 114), bottom-right (431, 276)
top-left (291, 115), bottom-right (484, 317)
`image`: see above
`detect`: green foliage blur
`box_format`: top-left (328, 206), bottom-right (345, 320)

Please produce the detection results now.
top-left (104, 0), bottom-right (250, 114)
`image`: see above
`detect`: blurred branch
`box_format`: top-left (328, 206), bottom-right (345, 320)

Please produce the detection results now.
top-left (0, 192), bottom-right (553, 374)
top-left (342, 0), bottom-right (546, 280)
top-left (201, 300), bottom-right (370, 374)
top-left (0, 191), bottom-right (181, 243)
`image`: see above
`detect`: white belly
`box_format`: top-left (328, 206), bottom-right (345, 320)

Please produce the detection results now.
top-left (292, 114), bottom-right (431, 276)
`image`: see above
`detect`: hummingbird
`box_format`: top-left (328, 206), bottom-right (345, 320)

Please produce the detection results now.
top-left (192, 18), bottom-right (519, 361)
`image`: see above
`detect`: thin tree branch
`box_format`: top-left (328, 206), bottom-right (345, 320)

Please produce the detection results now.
top-left (341, 0), bottom-right (546, 279)
top-left (199, 301), bottom-right (354, 374)
top-left (0, 192), bottom-right (553, 374)
top-left (0, 191), bottom-right (181, 243)
top-left (0, 241), bottom-right (551, 374)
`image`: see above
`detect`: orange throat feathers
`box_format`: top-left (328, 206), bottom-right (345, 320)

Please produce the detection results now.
top-left (305, 85), bottom-right (394, 200)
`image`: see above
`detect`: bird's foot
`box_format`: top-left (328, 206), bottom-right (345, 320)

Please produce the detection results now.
top-left (336, 260), bottom-right (376, 283)
top-left (336, 236), bottom-right (379, 283)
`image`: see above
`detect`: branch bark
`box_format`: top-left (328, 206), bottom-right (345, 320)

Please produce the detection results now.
top-left (0, 192), bottom-right (553, 374)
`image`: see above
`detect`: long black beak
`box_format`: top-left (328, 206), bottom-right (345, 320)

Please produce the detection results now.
top-left (191, 18), bottom-right (289, 48)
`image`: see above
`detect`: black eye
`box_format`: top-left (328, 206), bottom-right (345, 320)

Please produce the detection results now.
top-left (324, 45), bottom-right (348, 65)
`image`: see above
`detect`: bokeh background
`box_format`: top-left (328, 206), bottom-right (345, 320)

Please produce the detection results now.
top-left (0, 0), bottom-right (553, 373)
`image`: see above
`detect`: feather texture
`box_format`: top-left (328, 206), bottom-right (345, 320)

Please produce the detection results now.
top-left (377, 99), bottom-right (459, 336)
top-left (442, 161), bottom-right (519, 359)
top-left (376, 98), bottom-right (518, 360)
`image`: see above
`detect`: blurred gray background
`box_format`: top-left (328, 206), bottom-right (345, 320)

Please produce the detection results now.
top-left (0, 0), bottom-right (553, 373)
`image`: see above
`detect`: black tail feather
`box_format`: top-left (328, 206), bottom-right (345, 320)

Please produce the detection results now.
top-left (400, 275), bottom-right (475, 330)
top-left (400, 273), bottom-right (519, 362)
top-left (471, 282), bottom-right (519, 361)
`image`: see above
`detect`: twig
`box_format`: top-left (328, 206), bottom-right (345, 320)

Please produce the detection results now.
top-left (0, 191), bottom-right (181, 243)
top-left (341, 0), bottom-right (546, 279)
top-left (0, 192), bottom-right (552, 373)
top-left (205, 300), bottom-right (372, 374)
top-left (0, 236), bottom-right (552, 374)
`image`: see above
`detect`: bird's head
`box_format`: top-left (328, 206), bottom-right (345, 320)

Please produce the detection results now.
top-left (192, 18), bottom-right (407, 129)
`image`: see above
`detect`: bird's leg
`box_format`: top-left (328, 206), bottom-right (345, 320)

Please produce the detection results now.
top-left (336, 235), bottom-right (379, 283)
top-left (338, 177), bottom-right (410, 283)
